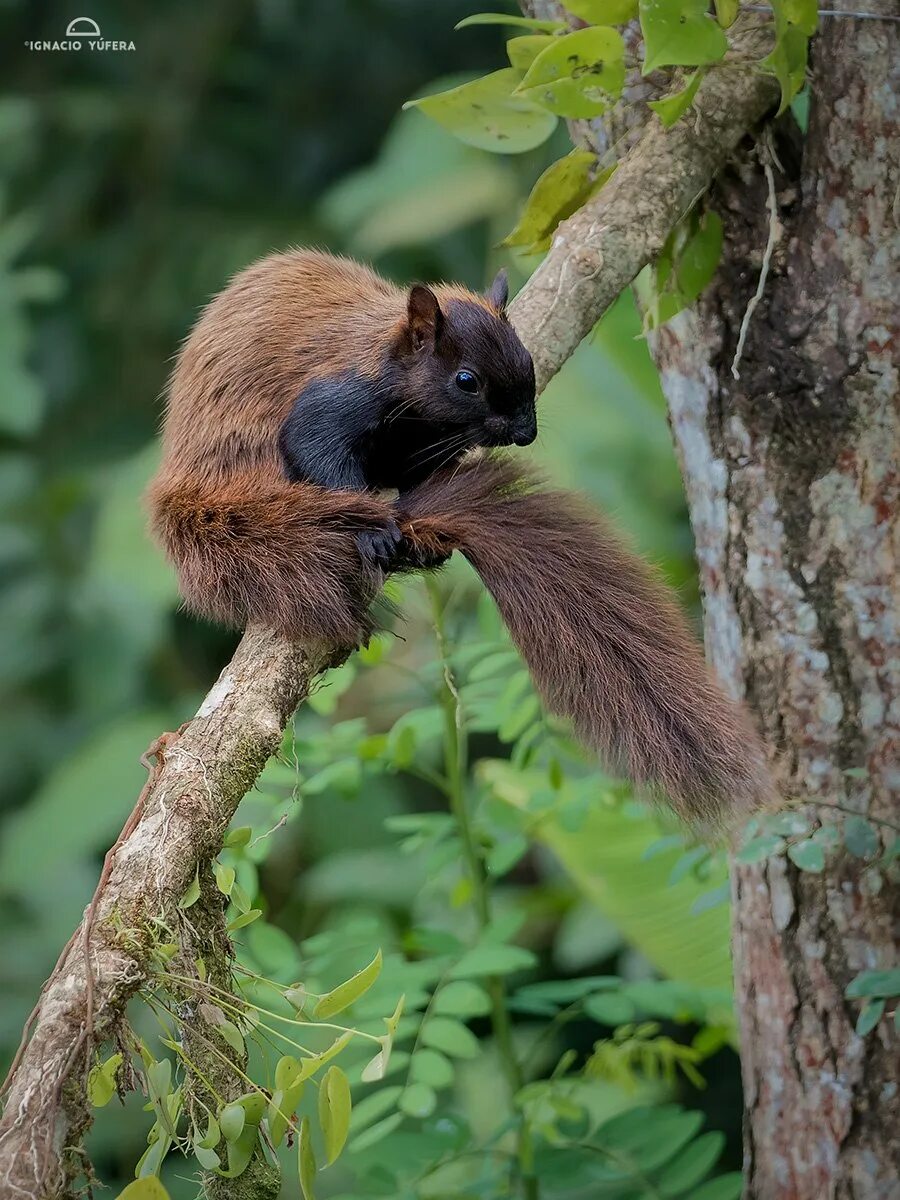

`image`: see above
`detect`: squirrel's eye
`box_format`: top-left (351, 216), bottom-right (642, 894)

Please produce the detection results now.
top-left (455, 370), bottom-right (480, 395)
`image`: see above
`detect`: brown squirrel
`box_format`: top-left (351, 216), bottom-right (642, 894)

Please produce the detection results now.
top-left (148, 249), bottom-right (771, 826)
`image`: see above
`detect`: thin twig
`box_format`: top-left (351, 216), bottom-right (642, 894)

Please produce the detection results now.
top-left (731, 156), bottom-right (779, 381)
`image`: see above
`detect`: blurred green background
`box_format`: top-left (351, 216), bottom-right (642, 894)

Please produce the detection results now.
top-left (0, 1), bottom-right (741, 1195)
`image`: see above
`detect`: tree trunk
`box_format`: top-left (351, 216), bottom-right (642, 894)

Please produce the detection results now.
top-left (649, 9), bottom-right (899, 1198)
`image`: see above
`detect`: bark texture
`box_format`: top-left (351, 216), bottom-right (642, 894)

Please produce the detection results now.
top-left (649, 10), bottom-right (899, 1198)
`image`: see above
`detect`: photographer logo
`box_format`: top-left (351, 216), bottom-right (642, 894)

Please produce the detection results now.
top-left (25, 17), bottom-right (135, 53)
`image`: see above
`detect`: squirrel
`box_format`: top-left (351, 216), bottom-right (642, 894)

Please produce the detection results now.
top-left (147, 248), bottom-right (772, 827)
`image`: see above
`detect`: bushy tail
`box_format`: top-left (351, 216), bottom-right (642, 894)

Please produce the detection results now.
top-left (147, 472), bottom-right (392, 643)
top-left (398, 456), bottom-right (772, 828)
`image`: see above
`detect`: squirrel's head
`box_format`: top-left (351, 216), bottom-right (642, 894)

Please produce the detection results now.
top-left (391, 271), bottom-right (537, 451)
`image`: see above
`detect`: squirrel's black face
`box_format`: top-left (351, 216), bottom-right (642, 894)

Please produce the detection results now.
top-left (392, 274), bottom-right (537, 454)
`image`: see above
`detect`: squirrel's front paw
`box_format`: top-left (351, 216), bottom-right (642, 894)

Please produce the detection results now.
top-left (355, 520), bottom-right (404, 574)
top-left (394, 536), bottom-right (452, 572)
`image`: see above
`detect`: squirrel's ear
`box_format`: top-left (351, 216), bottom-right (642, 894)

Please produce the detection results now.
top-left (406, 285), bottom-right (443, 351)
top-left (486, 268), bottom-right (508, 312)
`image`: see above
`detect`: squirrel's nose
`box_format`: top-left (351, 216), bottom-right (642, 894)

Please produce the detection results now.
top-left (512, 412), bottom-right (537, 446)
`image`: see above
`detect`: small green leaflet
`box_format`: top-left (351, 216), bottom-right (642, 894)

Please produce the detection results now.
top-left (845, 968), bottom-right (900, 1000)
top-left (639, 0), bottom-right (728, 74)
top-left (432, 980), bottom-right (492, 1017)
top-left (114, 1180), bottom-right (172, 1200)
top-left (787, 839), bottom-right (826, 873)
top-left (713, 0), bottom-right (738, 26)
top-left (855, 999), bottom-right (885, 1036)
top-left (843, 816), bottom-right (879, 859)
top-left (88, 1052), bottom-right (122, 1107)
top-left (565, 0), bottom-right (639, 23)
top-left (648, 68), bottom-right (705, 128)
top-left (735, 834), bottom-right (785, 865)
top-left (506, 34), bottom-right (555, 72)
top-left (223, 825), bottom-right (251, 849)
top-left (178, 867), bottom-right (201, 910)
top-left (421, 1016), bottom-right (481, 1059)
top-left (516, 27), bottom-right (626, 119)
top-left (761, 27), bottom-right (810, 115)
top-left (503, 150), bottom-right (604, 253)
top-left (455, 12), bottom-right (566, 32)
top-left (450, 941), bottom-right (536, 978)
top-left (214, 862), bottom-right (235, 897)
top-left (313, 949), bottom-right (382, 1018)
top-left (410, 1048), bottom-right (456, 1088)
top-left (400, 1082), bottom-right (438, 1117)
top-left (298, 1116), bottom-right (316, 1200)
top-left (404, 69), bottom-right (557, 155)
top-left (318, 1066), bottom-right (352, 1165)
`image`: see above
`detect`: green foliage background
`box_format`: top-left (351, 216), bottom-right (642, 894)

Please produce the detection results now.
top-left (0, 2), bottom-right (749, 1195)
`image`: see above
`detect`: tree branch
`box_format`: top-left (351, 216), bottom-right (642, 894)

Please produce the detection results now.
top-left (0, 33), bottom-right (777, 1197)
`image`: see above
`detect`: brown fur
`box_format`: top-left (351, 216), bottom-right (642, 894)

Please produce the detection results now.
top-left (148, 249), bottom-right (502, 641)
top-left (148, 249), bottom-right (771, 825)
top-left (398, 457), bottom-right (773, 827)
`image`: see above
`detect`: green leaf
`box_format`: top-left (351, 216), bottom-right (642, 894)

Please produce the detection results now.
top-left (178, 868), bottom-right (201, 910)
top-left (691, 1175), bottom-right (743, 1200)
top-left (760, 25), bottom-right (809, 115)
top-left (214, 862), bottom-right (235, 897)
top-left (432, 981), bottom-right (492, 1017)
top-left (502, 150), bottom-right (600, 252)
top-left (318, 1066), bottom-right (351, 1165)
top-left (735, 834), bottom-right (785, 864)
top-left (640, 210), bottom-right (723, 328)
top-left (298, 1116), bottom-right (317, 1200)
top-left (844, 816), bottom-right (879, 859)
top-left (566, 0), bottom-right (638, 21)
top-left (404, 69), bottom-right (557, 154)
top-left (216, 1021), bottom-right (245, 1058)
top-left (584, 991), bottom-right (637, 1025)
top-left (484, 760), bottom-right (733, 991)
top-left (648, 68), bottom-right (705, 127)
top-left (763, 811), bottom-right (811, 837)
top-left (228, 909), bottom-right (262, 931)
top-left (845, 969), bottom-right (900, 1000)
top-left (299, 1032), bottom-right (355, 1081)
top-left (713, 0), bottom-right (738, 23)
top-left (88, 1053), bottom-right (122, 1107)
top-left (269, 1058), bottom-right (306, 1148)
top-left (455, 12), bottom-right (566, 32)
top-left (410, 1048), bottom-right (456, 1089)
top-left (197, 1113), bottom-right (220, 1150)
top-left (690, 881), bottom-right (731, 915)
top-left (855, 998), bottom-right (885, 1036)
top-left (659, 1130), bottom-right (725, 1195)
top-left (223, 826), bottom-right (252, 850)
top-left (314, 949), bottom-right (383, 1018)
top-left (507, 35), bottom-right (556, 71)
top-left (421, 1017), bottom-right (481, 1059)
top-left (349, 1111), bottom-right (404, 1153)
top-left (783, 0), bottom-right (819, 36)
top-left (787, 839), bottom-right (826, 873)
top-left (230, 880), bottom-right (252, 914)
top-left (450, 942), bottom-right (536, 978)
top-left (115, 1181), bottom-right (172, 1200)
top-left (350, 1086), bottom-right (402, 1133)
top-left (487, 834), bottom-right (529, 876)
top-left (517, 27), bottom-right (626, 118)
top-left (639, 0), bottom-right (728, 73)
top-left (193, 1143), bottom-right (221, 1171)
top-left (399, 1082), bottom-right (438, 1118)
top-left (219, 1102), bottom-right (246, 1143)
